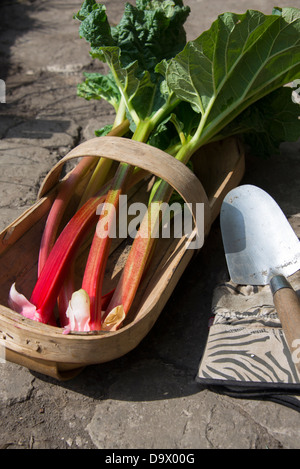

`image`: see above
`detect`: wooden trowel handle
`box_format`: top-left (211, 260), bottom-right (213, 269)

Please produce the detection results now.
top-left (270, 275), bottom-right (300, 375)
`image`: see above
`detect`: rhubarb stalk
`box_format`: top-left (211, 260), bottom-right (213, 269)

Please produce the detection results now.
top-left (38, 120), bottom-right (129, 275)
top-left (10, 190), bottom-right (107, 326)
top-left (103, 175), bottom-right (174, 329)
top-left (37, 121), bottom-right (130, 326)
top-left (9, 169), bottom-right (147, 329)
top-left (81, 162), bottom-right (133, 330)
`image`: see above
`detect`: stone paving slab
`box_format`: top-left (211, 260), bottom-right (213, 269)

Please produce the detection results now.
top-left (0, 0), bottom-right (299, 450)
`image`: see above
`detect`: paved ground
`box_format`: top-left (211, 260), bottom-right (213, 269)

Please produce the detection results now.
top-left (0, 0), bottom-right (299, 450)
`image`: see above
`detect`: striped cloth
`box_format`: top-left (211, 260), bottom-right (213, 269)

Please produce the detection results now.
top-left (197, 273), bottom-right (300, 412)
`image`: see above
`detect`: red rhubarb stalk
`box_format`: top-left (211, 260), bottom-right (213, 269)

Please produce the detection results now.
top-left (9, 168), bottom-right (147, 329)
top-left (37, 122), bottom-right (130, 326)
top-left (38, 120), bottom-right (129, 275)
top-left (10, 191), bottom-right (107, 326)
top-left (81, 162), bottom-right (133, 330)
top-left (38, 155), bottom-right (97, 275)
top-left (30, 193), bottom-right (106, 324)
top-left (104, 180), bottom-right (174, 330)
top-left (103, 139), bottom-right (197, 330)
top-left (79, 119), bottom-right (156, 331)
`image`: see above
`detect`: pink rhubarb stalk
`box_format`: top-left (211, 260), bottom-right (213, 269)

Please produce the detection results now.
top-left (37, 121), bottom-right (130, 325)
top-left (38, 120), bottom-right (129, 272)
top-left (37, 156), bottom-right (98, 327)
top-left (104, 182), bottom-right (174, 330)
top-left (81, 162), bottom-right (133, 330)
top-left (37, 155), bottom-right (97, 275)
top-left (77, 119), bottom-right (159, 331)
top-left (9, 191), bottom-right (107, 327)
top-left (9, 167), bottom-right (147, 331)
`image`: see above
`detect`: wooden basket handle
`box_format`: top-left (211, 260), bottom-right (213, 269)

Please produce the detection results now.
top-left (38, 136), bottom-right (212, 238)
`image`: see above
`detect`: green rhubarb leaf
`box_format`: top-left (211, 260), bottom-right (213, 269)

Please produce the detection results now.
top-left (74, 0), bottom-right (101, 21)
top-left (147, 100), bottom-right (201, 149)
top-left (75, 0), bottom-right (190, 131)
top-left (147, 116), bottom-right (178, 151)
top-left (241, 87), bottom-right (300, 157)
top-left (171, 100), bottom-right (201, 140)
top-left (76, 2), bottom-right (114, 50)
top-left (76, 0), bottom-right (190, 78)
top-left (99, 46), bottom-right (157, 125)
top-left (166, 7), bottom-right (300, 149)
top-left (214, 86), bottom-right (300, 157)
top-left (111, 0), bottom-right (190, 77)
top-left (77, 72), bottom-right (121, 111)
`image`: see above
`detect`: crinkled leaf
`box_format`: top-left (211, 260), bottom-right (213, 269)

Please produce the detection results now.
top-left (155, 60), bottom-right (170, 97)
top-left (77, 2), bottom-right (114, 51)
top-left (101, 47), bottom-right (140, 96)
top-left (75, 0), bottom-right (190, 80)
top-left (75, 0), bottom-right (190, 128)
top-left (74, 0), bottom-right (101, 21)
top-left (77, 72), bottom-right (121, 111)
top-left (99, 45), bottom-right (176, 127)
top-left (110, 0), bottom-right (190, 77)
top-left (166, 7), bottom-right (300, 148)
top-left (136, 0), bottom-right (187, 14)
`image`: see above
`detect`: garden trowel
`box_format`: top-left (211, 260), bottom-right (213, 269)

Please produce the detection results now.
top-left (220, 184), bottom-right (300, 372)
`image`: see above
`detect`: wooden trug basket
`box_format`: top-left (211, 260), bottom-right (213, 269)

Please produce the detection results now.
top-left (0, 136), bottom-right (245, 380)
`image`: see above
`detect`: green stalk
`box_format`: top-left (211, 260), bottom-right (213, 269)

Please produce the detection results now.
top-left (78, 119), bottom-right (130, 207)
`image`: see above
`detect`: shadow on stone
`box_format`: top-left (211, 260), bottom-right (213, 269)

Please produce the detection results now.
top-left (0, 0), bottom-right (46, 81)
